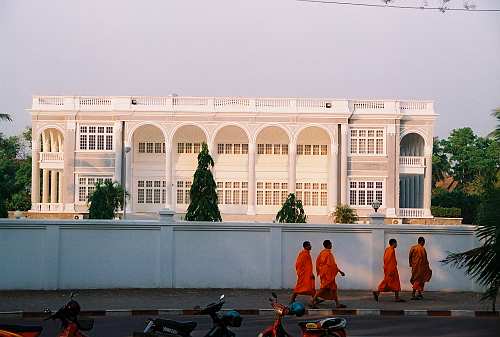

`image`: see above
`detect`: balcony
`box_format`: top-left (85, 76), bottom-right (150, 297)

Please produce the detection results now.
top-left (40, 152), bottom-right (64, 169)
top-left (33, 203), bottom-right (64, 212)
top-left (398, 208), bottom-right (427, 218)
top-left (399, 156), bottom-right (425, 175)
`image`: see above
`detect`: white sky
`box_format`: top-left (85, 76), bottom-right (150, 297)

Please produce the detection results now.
top-left (1, 0), bottom-right (499, 138)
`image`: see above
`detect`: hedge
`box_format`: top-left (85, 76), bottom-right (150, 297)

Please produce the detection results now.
top-left (431, 206), bottom-right (462, 218)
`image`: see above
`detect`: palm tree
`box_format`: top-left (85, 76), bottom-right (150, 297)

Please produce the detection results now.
top-left (488, 108), bottom-right (500, 141)
top-left (441, 188), bottom-right (500, 311)
top-left (0, 113), bottom-right (12, 121)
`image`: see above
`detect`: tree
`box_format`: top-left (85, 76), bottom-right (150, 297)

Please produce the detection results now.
top-left (88, 180), bottom-right (127, 219)
top-left (432, 137), bottom-right (450, 187)
top-left (432, 188), bottom-right (481, 224)
top-left (185, 143), bottom-right (221, 222)
top-left (275, 193), bottom-right (307, 223)
top-left (441, 188), bottom-right (500, 311)
top-left (0, 113), bottom-right (12, 122)
top-left (441, 128), bottom-right (499, 195)
top-left (332, 204), bottom-right (358, 224)
top-left (0, 135), bottom-right (21, 217)
top-left (488, 108), bottom-right (500, 141)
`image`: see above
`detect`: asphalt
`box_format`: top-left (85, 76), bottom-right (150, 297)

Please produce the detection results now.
top-left (0, 289), bottom-right (496, 312)
top-left (1, 315), bottom-right (499, 337)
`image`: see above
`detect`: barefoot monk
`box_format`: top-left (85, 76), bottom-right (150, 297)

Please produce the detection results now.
top-left (373, 238), bottom-right (405, 302)
top-left (409, 237), bottom-right (432, 300)
top-left (290, 241), bottom-right (315, 304)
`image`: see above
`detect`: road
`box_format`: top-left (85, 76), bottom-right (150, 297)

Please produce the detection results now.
top-left (1, 315), bottom-right (498, 337)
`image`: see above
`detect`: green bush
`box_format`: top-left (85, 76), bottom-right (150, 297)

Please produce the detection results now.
top-left (431, 206), bottom-right (461, 218)
top-left (276, 193), bottom-right (307, 223)
top-left (88, 180), bottom-right (127, 219)
top-left (432, 188), bottom-right (481, 224)
top-left (7, 191), bottom-right (31, 211)
top-left (332, 204), bottom-right (358, 224)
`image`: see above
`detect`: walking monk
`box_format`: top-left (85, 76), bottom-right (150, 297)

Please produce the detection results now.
top-left (373, 238), bottom-right (405, 302)
top-left (290, 241), bottom-right (315, 304)
top-left (409, 237), bottom-right (432, 300)
top-left (312, 240), bottom-right (346, 308)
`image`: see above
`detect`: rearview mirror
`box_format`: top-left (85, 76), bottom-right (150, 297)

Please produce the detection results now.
top-left (271, 292), bottom-right (278, 299)
top-left (219, 294), bottom-right (225, 301)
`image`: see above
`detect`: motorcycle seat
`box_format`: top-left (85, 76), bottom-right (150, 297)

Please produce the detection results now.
top-left (298, 318), bottom-right (346, 331)
top-left (154, 319), bottom-right (197, 334)
top-left (0, 324), bottom-right (43, 333)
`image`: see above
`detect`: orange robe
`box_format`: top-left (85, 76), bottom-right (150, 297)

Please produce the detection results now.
top-left (378, 246), bottom-right (401, 292)
top-left (293, 249), bottom-right (315, 296)
top-left (315, 248), bottom-right (340, 300)
top-left (409, 244), bottom-right (432, 291)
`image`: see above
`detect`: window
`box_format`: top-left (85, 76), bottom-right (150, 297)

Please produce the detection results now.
top-left (193, 143), bottom-right (201, 153)
top-left (256, 181), bottom-right (288, 206)
top-left (177, 143), bottom-right (185, 153)
top-left (349, 180), bottom-right (384, 206)
top-left (218, 143), bottom-right (225, 154)
top-left (257, 144), bottom-right (288, 155)
top-left (155, 143), bottom-right (162, 153)
top-left (146, 142), bottom-right (154, 153)
top-left (137, 180), bottom-right (166, 205)
top-left (257, 144), bottom-right (265, 154)
top-left (176, 180), bottom-right (192, 204)
top-left (216, 181), bottom-right (248, 205)
top-left (234, 144), bottom-right (241, 154)
top-left (350, 128), bottom-right (384, 155)
top-left (242, 144), bottom-right (249, 154)
top-left (296, 182), bottom-right (328, 207)
top-left (78, 176), bottom-right (112, 202)
top-left (225, 144), bottom-right (233, 154)
top-left (79, 125), bottom-right (113, 151)
top-left (297, 144), bottom-right (328, 156)
top-left (185, 143), bottom-right (193, 153)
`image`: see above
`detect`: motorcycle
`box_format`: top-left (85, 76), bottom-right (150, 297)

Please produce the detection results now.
top-left (0, 292), bottom-right (93, 337)
top-left (258, 293), bottom-right (347, 337)
top-left (134, 294), bottom-right (242, 337)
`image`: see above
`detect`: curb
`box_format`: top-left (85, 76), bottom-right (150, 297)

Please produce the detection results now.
top-left (0, 309), bottom-right (498, 319)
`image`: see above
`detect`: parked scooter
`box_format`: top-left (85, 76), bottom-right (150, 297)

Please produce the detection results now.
top-left (134, 294), bottom-right (242, 337)
top-left (0, 292), bottom-right (93, 337)
top-left (258, 293), bottom-right (347, 337)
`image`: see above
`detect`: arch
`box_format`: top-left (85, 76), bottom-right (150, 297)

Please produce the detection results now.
top-left (400, 132), bottom-right (426, 157)
top-left (36, 124), bottom-right (65, 139)
top-left (127, 121), bottom-right (168, 145)
top-left (169, 122), bottom-right (209, 145)
top-left (212, 122), bottom-right (251, 144)
top-left (400, 128), bottom-right (429, 147)
top-left (293, 124), bottom-right (335, 145)
top-left (253, 123), bottom-right (292, 144)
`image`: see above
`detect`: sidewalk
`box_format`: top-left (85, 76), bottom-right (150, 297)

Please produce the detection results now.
top-left (0, 289), bottom-right (496, 313)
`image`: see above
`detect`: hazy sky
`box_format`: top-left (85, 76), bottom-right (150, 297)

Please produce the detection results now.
top-left (1, 0), bottom-right (499, 138)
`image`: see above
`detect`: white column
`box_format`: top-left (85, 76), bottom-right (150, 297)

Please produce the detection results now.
top-left (58, 171), bottom-right (63, 203)
top-left (247, 142), bottom-right (256, 215)
top-left (50, 170), bottom-right (58, 203)
top-left (31, 140), bottom-right (40, 205)
top-left (423, 146), bottom-right (433, 217)
top-left (340, 124), bottom-right (348, 204)
top-left (125, 142), bottom-right (132, 213)
top-left (42, 169), bottom-right (49, 203)
top-left (114, 121), bottom-right (123, 183)
top-left (63, 121), bottom-right (76, 210)
top-left (288, 140), bottom-right (296, 195)
top-left (165, 145), bottom-right (172, 209)
top-left (328, 141), bottom-right (338, 213)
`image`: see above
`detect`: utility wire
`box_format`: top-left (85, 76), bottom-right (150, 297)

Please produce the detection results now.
top-left (296, 0), bottom-right (500, 12)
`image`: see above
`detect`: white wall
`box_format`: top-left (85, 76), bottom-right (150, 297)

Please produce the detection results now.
top-left (0, 219), bottom-right (479, 291)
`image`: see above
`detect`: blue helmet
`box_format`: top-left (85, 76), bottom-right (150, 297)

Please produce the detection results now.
top-left (288, 301), bottom-right (306, 317)
top-left (222, 310), bottom-right (242, 327)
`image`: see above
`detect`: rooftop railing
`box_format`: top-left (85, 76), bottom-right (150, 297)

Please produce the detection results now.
top-left (31, 96), bottom-right (435, 115)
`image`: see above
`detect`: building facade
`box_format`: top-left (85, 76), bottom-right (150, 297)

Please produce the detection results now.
top-left (30, 96), bottom-right (436, 222)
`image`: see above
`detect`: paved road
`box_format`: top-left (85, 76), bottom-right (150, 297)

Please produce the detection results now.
top-left (1, 315), bottom-right (498, 337)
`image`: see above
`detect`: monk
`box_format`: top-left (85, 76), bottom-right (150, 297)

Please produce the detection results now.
top-left (290, 241), bottom-right (315, 304)
top-left (312, 240), bottom-right (346, 308)
top-left (409, 237), bottom-right (432, 300)
top-left (373, 238), bottom-right (405, 302)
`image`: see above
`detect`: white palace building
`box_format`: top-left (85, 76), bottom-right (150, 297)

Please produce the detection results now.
top-left (29, 95), bottom-right (436, 222)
